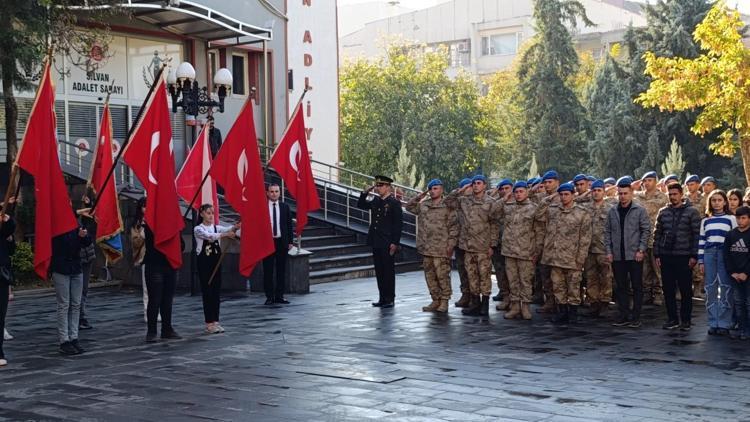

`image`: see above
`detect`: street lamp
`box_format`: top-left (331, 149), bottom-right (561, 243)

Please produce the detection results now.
top-left (167, 61), bottom-right (233, 117)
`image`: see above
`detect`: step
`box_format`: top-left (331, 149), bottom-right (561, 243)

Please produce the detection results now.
top-left (310, 261), bottom-right (422, 284)
top-left (309, 253), bottom-right (373, 272)
top-left (304, 243), bottom-right (371, 258)
top-left (302, 226), bottom-right (337, 237)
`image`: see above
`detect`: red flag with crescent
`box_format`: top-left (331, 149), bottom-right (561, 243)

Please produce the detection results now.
top-left (122, 76), bottom-right (184, 269)
top-left (269, 102), bottom-right (320, 236)
top-left (210, 99), bottom-right (274, 276)
top-left (176, 125), bottom-right (219, 224)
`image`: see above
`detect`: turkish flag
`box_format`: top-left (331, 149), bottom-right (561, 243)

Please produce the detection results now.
top-left (122, 76), bottom-right (184, 269)
top-left (210, 99), bottom-right (274, 276)
top-left (269, 103), bottom-right (320, 236)
top-left (89, 103), bottom-right (124, 262)
top-left (176, 125), bottom-right (219, 224)
top-left (15, 61), bottom-right (78, 279)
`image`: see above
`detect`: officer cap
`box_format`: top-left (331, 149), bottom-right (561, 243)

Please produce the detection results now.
top-left (513, 181), bottom-right (528, 191)
top-left (685, 174), bottom-right (700, 184)
top-left (616, 176), bottom-right (634, 188)
top-left (496, 178), bottom-right (512, 189)
top-left (557, 182), bottom-right (575, 193)
top-left (641, 171), bottom-right (658, 180)
top-left (603, 177), bottom-right (616, 186)
top-left (701, 176), bottom-right (716, 186)
top-left (374, 175), bottom-right (393, 185)
top-left (542, 170), bottom-right (559, 181)
top-left (591, 179), bottom-right (605, 190)
top-left (427, 179), bottom-right (443, 189)
top-left (572, 174), bottom-right (587, 183)
top-left (471, 174), bottom-right (487, 184)
top-left (459, 178), bottom-right (472, 188)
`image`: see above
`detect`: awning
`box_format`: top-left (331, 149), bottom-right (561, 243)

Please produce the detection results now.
top-left (71, 0), bottom-right (272, 46)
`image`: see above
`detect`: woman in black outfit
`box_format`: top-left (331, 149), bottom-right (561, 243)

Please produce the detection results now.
top-left (0, 211), bottom-right (15, 366)
top-left (144, 221), bottom-right (184, 343)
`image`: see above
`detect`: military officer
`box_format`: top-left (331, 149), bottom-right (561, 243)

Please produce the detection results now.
top-left (700, 176), bottom-right (717, 214)
top-left (490, 179), bottom-right (513, 310)
top-left (634, 171), bottom-right (669, 305)
top-left (534, 170), bottom-right (562, 314)
top-left (538, 183), bottom-right (592, 324)
top-left (583, 180), bottom-right (614, 317)
top-left (357, 175), bottom-right (404, 308)
top-left (685, 175), bottom-right (703, 215)
top-left (573, 174), bottom-right (589, 196)
top-left (453, 178), bottom-right (473, 308)
top-left (405, 179), bottom-right (458, 313)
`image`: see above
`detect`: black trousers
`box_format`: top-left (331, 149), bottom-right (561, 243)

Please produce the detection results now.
top-left (145, 266), bottom-right (176, 334)
top-left (613, 260), bottom-right (643, 320)
top-left (373, 247), bottom-right (396, 303)
top-left (660, 255), bottom-right (693, 323)
top-left (0, 283), bottom-right (8, 359)
top-left (198, 253), bottom-right (222, 323)
top-left (262, 238), bottom-right (288, 301)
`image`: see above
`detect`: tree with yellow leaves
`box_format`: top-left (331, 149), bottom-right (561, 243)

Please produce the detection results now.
top-left (636, 1), bottom-right (750, 184)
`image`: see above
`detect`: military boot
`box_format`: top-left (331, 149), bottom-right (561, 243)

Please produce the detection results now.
top-left (492, 293), bottom-right (502, 302)
top-left (436, 299), bottom-right (449, 313)
top-left (462, 295), bottom-right (481, 316)
top-left (479, 295), bottom-right (490, 316)
top-left (520, 302), bottom-right (532, 320)
top-left (504, 302), bottom-right (521, 319)
top-left (536, 297), bottom-right (556, 314)
top-left (586, 302), bottom-right (602, 318)
top-left (455, 293), bottom-right (470, 308)
top-left (551, 305), bottom-right (569, 324)
top-left (496, 296), bottom-right (511, 311)
top-left (422, 300), bottom-right (439, 312)
top-left (568, 305), bottom-right (579, 324)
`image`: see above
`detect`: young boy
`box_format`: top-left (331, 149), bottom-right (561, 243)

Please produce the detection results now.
top-left (724, 206), bottom-right (750, 340)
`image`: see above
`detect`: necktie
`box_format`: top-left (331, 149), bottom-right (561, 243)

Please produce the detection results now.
top-left (273, 203), bottom-right (279, 237)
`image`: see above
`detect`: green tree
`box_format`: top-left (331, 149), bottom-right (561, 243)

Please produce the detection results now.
top-left (478, 69), bottom-right (525, 179)
top-left (393, 140), bottom-right (423, 189)
top-left (516, 0), bottom-right (593, 178)
top-left (661, 137), bottom-right (686, 180)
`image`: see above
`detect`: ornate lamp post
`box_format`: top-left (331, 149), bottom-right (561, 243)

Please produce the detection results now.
top-left (166, 61), bottom-right (233, 118)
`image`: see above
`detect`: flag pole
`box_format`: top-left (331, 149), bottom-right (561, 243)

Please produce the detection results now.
top-left (0, 165), bottom-right (20, 230)
top-left (89, 63), bottom-right (168, 215)
top-left (81, 79), bottom-right (117, 212)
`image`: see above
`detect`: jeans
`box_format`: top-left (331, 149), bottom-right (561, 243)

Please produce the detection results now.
top-left (145, 266), bottom-right (176, 335)
top-left (613, 260), bottom-right (643, 321)
top-left (80, 261), bottom-right (93, 320)
top-left (733, 279), bottom-right (750, 336)
top-left (53, 272), bottom-right (83, 343)
top-left (660, 255), bottom-right (693, 323)
top-left (0, 284), bottom-right (8, 358)
top-left (703, 248), bottom-right (734, 329)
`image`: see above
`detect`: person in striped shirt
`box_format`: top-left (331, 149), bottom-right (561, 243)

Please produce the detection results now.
top-left (699, 190), bottom-right (737, 335)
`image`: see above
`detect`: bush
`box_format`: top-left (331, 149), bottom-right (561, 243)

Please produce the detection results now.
top-left (11, 241), bottom-right (39, 287)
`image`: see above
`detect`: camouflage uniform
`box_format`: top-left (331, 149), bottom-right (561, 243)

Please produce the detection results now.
top-left (500, 199), bottom-right (541, 304)
top-left (535, 193), bottom-right (561, 310)
top-left (405, 196), bottom-right (458, 304)
top-left (489, 191), bottom-right (509, 304)
top-left (582, 200), bottom-right (614, 306)
top-left (538, 203), bottom-right (592, 306)
top-left (635, 189), bottom-right (669, 303)
top-left (688, 191), bottom-right (706, 298)
top-left (445, 192), bottom-right (502, 296)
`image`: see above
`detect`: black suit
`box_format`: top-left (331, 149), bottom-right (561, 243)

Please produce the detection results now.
top-left (263, 200), bottom-right (294, 301)
top-left (357, 192), bottom-right (403, 303)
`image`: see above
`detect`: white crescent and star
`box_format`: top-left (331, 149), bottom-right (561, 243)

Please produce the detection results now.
top-left (147, 131), bottom-right (174, 186)
top-left (289, 140), bottom-right (302, 182)
top-left (237, 150), bottom-right (248, 201)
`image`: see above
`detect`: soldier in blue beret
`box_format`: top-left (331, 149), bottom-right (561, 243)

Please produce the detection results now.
top-left (635, 170), bottom-right (668, 306)
top-left (459, 178), bottom-right (472, 189)
top-left (573, 174), bottom-right (588, 195)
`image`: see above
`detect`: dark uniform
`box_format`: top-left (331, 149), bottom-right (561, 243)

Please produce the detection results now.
top-left (357, 176), bottom-right (403, 307)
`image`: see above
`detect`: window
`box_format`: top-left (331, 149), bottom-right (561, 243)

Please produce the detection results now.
top-left (481, 32), bottom-right (522, 56)
top-left (208, 50), bottom-right (218, 83)
top-left (232, 54), bottom-right (247, 96)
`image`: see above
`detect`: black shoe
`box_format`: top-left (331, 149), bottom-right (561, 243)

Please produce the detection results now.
top-left (729, 330), bottom-right (741, 340)
top-left (372, 301), bottom-right (383, 307)
top-left (264, 298), bottom-right (275, 305)
top-left (680, 322), bottom-right (691, 331)
top-left (275, 298), bottom-right (290, 304)
top-left (627, 320), bottom-right (642, 328)
top-left (479, 295), bottom-right (490, 316)
top-left (380, 302), bottom-right (394, 308)
top-left (708, 327), bottom-right (719, 335)
top-left (612, 317), bottom-right (630, 327)
top-left (551, 305), bottom-right (569, 324)
top-left (492, 293), bottom-right (502, 302)
top-left (59, 341), bottom-right (78, 355)
top-left (70, 339), bottom-right (85, 354)
top-left (717, 328), bottom-right (730, 336)
top-left (145, 332), bottom-right (158, 343)
top-left (568, 305), bottom-right (579, 324)
top-left (161, 330), bottom-right (182, 340)
top-left (78, 319), bottom-right (92, 330)
top-left (461, 295), bottom-right (481, 316)
top-left (662, 320), bottom-right (680, 330)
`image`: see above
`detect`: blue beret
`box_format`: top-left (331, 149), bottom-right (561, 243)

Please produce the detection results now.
top-left (591, 179), bottom-right (604, 189)
top-left (641, 171), bottom-right (658, 180)
top-left (685, 175), bottom-right (700, 184)
top-left (513, 181), bottom-right (528, 191)
top-left (542, 170), bottom-right (559, 181)
top-left (701, 176), bottom-right (716, 186)
top-left (496, 178), bottom-right (512, 189)
top-left (603, 177), bottom-right (616, 185)
top-left (427, 179), bottom-right (443, 189)
top-left (573, 174), bottom-right (587, 183)
top-left (665, 174), bottom-right (679, 182)
top-left (471, 174), bottom-right (486, 184)
top-left (586, 175), bottom-right (596, 182)
top-left (459, 178), bottom-right (472, 188)
top-left (557, 182), bottom-right (575, 193)
top-left (527, 177), bottom-right (540, 186)
top-left (616, 176), bottom-right (634, 187)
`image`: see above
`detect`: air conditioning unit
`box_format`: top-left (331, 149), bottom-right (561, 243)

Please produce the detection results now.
top-left (457, 41), bottom-right (470, 52)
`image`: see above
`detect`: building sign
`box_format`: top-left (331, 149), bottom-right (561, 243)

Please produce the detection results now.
top-left (64, 36), bottom-right (128, 99)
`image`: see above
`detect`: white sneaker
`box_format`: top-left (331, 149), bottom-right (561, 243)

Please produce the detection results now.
top-left (216, 324), bottom-right (225, 333)
top-left (3, 329), bottom-right (12, 341)
top-left (0, 358), bottom-right (7, 366)
top-left (206, 324), bottom-right (221, 334)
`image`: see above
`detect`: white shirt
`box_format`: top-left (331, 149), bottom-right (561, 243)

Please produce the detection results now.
top-left (193, 223), bottom-right (233, 254)
top-left (268, 200), bottom-right (282, 238)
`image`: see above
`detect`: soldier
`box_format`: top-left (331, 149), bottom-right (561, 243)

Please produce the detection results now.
top-left (490, 179), bottom-right (513, 309)
top-left (357, 175), bottom-right (404, 308)
top-left (534, 170), bottom-right (561, 314)
top-left (537, 183), bottom-right (592, 323)
top-left (406, 179), bottom-right (458, 313)
top-left (685, 174), bottom-right (705, 299)
top-left (582, 180), bottom-right (614, 317)
top-left (453, 178), bottom-right (473, 308)
top-left (500, 181), bottom-right (542, 320)
top-left (700, 176), bottom-right (717, 214)
top-left (634, 171), bottom-right (669, 305)
top-left (445, 175), bottom-right (502, 317)
top-left (573, 174), bottom-right (589, 196)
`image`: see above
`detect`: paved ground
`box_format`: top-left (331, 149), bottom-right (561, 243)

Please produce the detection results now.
top-left (1, 271), bottom-right (750, 422)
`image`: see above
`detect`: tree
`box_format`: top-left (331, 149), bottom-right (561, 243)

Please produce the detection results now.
top-left (516, 0), bottom-right (593, 179)
top-left (527, 153), bottom-right (539, 180)
top-left (661, 137), bottom-right (686, 180)
top-left (636, 1), bottom-right (750, 185)
top-left (0, 1), bottom-right (122, 178)
top-left (393, 140), bottom-right (423, 189)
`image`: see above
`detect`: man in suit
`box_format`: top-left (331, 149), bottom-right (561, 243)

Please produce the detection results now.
top-left (357, 175), bottom-right (403, 308)
top-left (262, 183), bottom-right (294, 305)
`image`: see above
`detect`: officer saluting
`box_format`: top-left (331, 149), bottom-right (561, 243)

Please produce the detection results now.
top-left (357, 175), bottom-right (404, 308)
